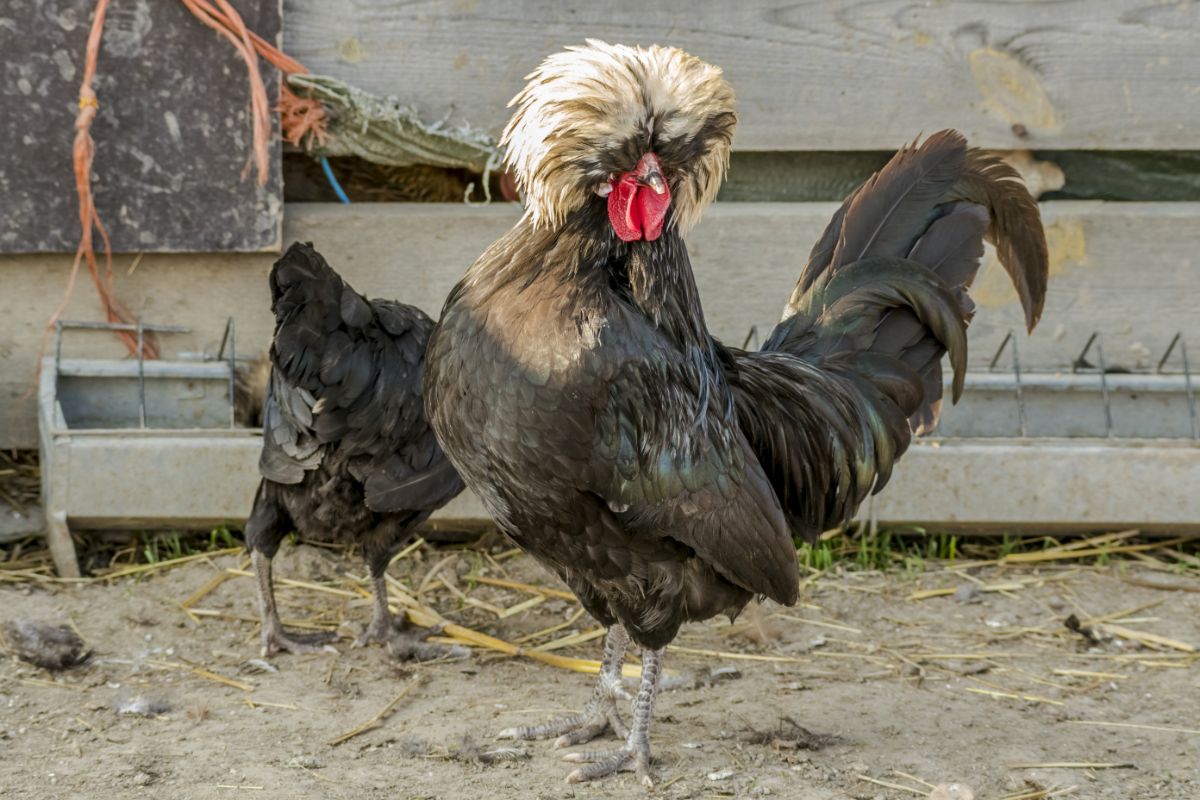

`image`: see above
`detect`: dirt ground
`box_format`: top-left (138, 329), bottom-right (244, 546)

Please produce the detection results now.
top-left (2, 539), bottom-right (1198, 800)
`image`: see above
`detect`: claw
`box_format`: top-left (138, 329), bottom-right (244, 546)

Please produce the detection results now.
top-left (499, 626), bottom-right (655, 784)
top-left (498, 697), bottom-right (627, 746)
top-left (562, 745), bottom-right (644, 783)
top-left (388, 631), bottom-right (469, 662)
top-left (552, 719), bottom-right (609, 749)
top-left (559, 644), bottom-right (662, 785)
top-left (260, 629), bottom-right (338, 658)
top-left (351, 591), bottom-right (459, 660)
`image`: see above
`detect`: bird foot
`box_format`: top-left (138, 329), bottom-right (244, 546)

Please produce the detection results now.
top-left (351, 614), bottom-right (407, 649)
top-left (260, 627), bottom-right (338, 658)
top-left (562, 742), bottom-right (654, 787)
top-left (347, 613), bottom-right (467, 661)
top-left (386, 626), bottom-right (470, 663)
top-left (498, 694), bottom-right (629, 747)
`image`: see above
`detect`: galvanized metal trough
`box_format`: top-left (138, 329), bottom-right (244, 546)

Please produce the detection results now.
top-left (37, 322), bottom-right (261, 577)
top-left (33, 322), bottom-right (1200, 577)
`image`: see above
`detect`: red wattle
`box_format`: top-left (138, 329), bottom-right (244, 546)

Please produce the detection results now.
top-left (607, 171), bottom-right (671, 242)
top-left (638, 182), bottom-right (670, 241)
top-left (607, 174), bottom-right (642, 242)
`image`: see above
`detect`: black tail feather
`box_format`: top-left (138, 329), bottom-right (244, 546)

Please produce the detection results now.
top-left (948, 150), bottom-right (1049, 331)
top-left (732, 130), bottom-right (1049, 540)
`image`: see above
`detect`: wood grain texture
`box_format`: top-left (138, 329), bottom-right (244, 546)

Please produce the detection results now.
top-left (867, 439), bottom-right (1200, 531)
top-left (438, 438), bottom-right (1200, 529)
top-left (1, 200), bottom-right (1196, 446)
top-left (282, 0), bottom-right (1200, 150)
top-left (1, 0), bottom-right (282, 253)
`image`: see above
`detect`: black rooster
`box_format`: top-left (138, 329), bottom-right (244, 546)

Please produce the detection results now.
top-left (245, 242), bottom-right (463, 657)
top-left (426, 42), bottom-right (1048, 785)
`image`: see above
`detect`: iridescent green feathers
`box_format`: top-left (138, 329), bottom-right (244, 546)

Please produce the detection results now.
top-left (733, 130), bottom-right (1048, 541)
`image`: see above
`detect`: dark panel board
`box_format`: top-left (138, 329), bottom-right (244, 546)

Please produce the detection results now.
top-left (720, 151), bottom-right (1200, 203)
top-left (1, 0), bottom-right (282, 253)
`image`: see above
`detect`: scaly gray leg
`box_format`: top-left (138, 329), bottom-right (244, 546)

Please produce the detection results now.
top-left (562, 645), bottom-right (662, 787)
top-left (498, 625), bottom-right (631, 745)
top-left (354, 571), bottom-right (469, 662)
top-left (353, 572), bottom-right (400, 648)
top-left (252, 550), bottom-right (338, 657)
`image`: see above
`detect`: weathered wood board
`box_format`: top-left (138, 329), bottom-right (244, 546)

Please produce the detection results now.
top-left (436, 439), bottom-right (1200, 531)
top-left (0, 0), bottom-right (282, 253)
top-left (283, 0), bottom-right (1200, 151)
top-left (864, 439), bottom-right (1200, 532)
top-left (1, 200), bottom-right (1196, 447)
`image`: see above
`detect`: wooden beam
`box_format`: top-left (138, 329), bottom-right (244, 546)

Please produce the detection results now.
top-left (1, 201), bottom-right (1197, 447)
top-left (31, 435), bottom-right (1200, 538)
top-left (283, 0), bottom-right (1200, 150)
top-left (417, 439), bottom-right (1200, 532)
top-left (864, 439), bottom-right (1200, 532)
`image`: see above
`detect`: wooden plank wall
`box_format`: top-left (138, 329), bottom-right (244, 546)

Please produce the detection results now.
top-left (283, 0), bottom-right (1200, 150)
top-left (3, 201), bottom-right (1197, 448)
top-left (3, 0), bottom-right (1198, 454)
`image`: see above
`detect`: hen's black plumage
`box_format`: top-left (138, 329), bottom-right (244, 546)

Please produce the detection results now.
top-left (425, 44), bottom-right (1048, 786)
top-left (245, 242), bottom-right (462, 656)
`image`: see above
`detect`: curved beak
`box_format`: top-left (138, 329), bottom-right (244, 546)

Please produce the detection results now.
top-left (635, 152), bottom-right (666, 195)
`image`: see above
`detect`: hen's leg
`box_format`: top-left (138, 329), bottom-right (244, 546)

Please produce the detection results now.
top-left (562, 646), bottom-right (662, 787)
top-left (498, 625), bottom-right (631, 745)
top-left (355, 537), bottom-right (468, 661)
top-left (353, 569), bottom-right (402, 648)
top-left (252, 550), bottom-right (338, 656)
top-left (246, 484), bottom-right (336, 657)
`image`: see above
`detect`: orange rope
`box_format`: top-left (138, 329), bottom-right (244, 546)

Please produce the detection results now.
top-left (179, 0), bottom-right (328, 156)
top-left (40, 0), bottom-right (157, 363)
top-left (187, 1), bottom-right (306, 74)
top-left (38, 0), bottom-right (331, 377)
top-left (179, 0), bottom-right (271, 184)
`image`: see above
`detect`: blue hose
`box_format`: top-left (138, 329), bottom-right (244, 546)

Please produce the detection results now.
top-left (319, 156), bottom-right (351, 204)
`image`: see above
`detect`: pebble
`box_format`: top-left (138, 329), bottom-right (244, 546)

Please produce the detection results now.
top-left (288, 755), bottom-right (323, 770)
top-left (930, 783), bottom-right (975, 800)
top-left (953, 584), bottom-right (981, 603)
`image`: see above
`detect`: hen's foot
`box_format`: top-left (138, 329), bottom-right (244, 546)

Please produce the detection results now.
top-left (349, 614), bottom-right (467, 661)
top-left (351, 611), bottom-right (403, 649)
top-left (351, 573), bottom-right (464, 661)
top-left (387, 625), bottom-right (470, 662)
top-left (260, 627), bottom-right (338, 658)
top-left (498, 626), bottom-right (632, 747)
top-left (254, 550), bottom-right (339, 657)
top-left (561, 643), bottom-right (663, 787)
top-left (497, 688), bottom-right (630, 747)
top-left (562, 742), bottom-right (653, 787)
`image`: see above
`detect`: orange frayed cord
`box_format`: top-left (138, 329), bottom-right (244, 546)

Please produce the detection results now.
top-left (179, 0), bottom-right (328, 155)
top-left (38, 0), bottom-right (158, 367)
top-left (40, 0), bottom-right (326, 376)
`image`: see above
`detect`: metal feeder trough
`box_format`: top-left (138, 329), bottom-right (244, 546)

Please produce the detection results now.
top-left (38, 321), bottom-right (261, 577)
top-left (32, 321), bottom-right (1200, 576)
top-left (860, 331), bottom-right (1200, 533)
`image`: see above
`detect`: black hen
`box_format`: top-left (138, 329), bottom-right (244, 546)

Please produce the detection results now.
top-left (246, 242), bottom-right (462, 657)
top-left (426, 42), bottom-right (1048, 785)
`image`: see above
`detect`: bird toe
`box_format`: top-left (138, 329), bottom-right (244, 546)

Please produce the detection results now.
top-left (561, 745), bottom-right (640, 783)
